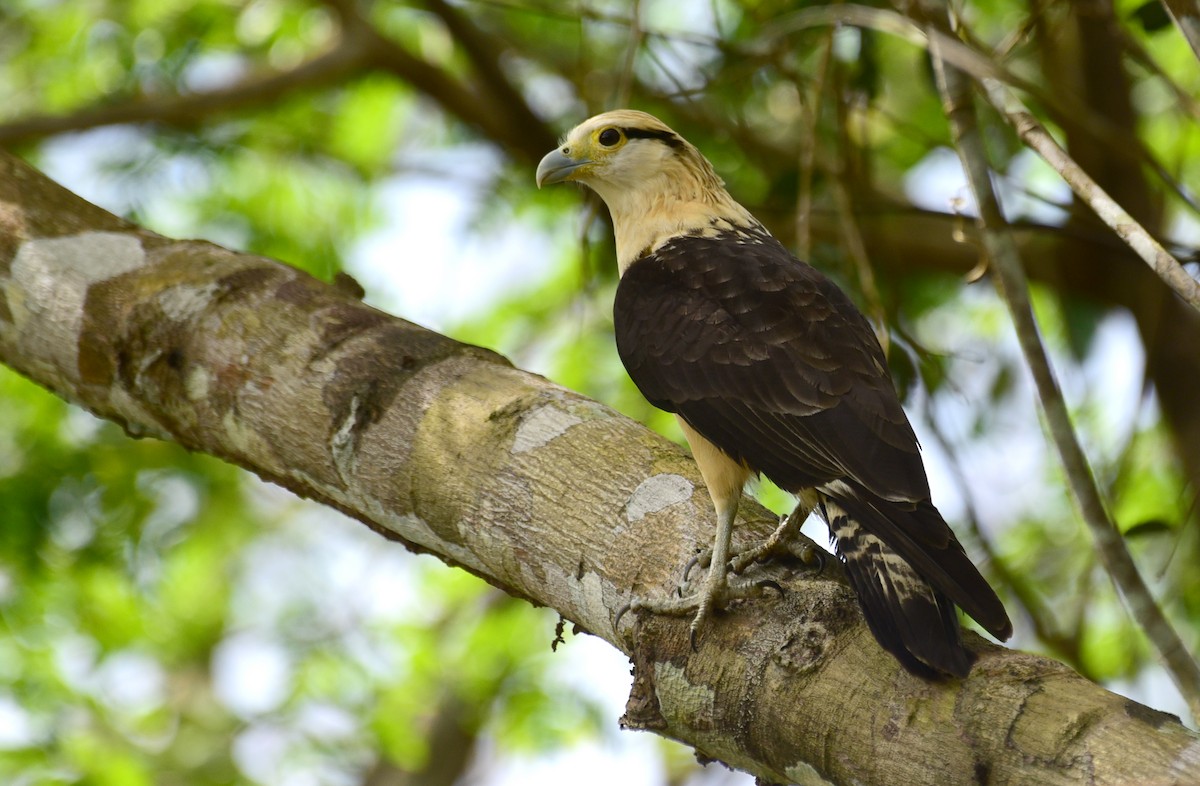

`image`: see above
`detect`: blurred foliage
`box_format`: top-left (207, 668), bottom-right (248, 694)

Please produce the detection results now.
top-left (1, 0), bottom-right (1199, 783)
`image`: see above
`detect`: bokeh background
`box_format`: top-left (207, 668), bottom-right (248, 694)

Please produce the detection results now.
top-left (1, 1), bottom-right (1198, 783)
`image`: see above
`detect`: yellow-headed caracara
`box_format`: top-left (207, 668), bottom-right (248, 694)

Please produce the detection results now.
top-left (536, 109), bottom-right (1011, 677)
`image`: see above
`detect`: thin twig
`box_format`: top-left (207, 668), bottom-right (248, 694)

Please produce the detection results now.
top-left (928, 22), bottom-right (1200, 722)
top-left (1160, 0), bottom-right (1200, 63)
top-left (794, 33), bottom-right (833, 261)
top-left (465, 0), bottom-right (718, 46)
top-left (1116, 22), bottom-right (1200, 124)
top-left (989, 0), bottom-right (1049, 61)
top-left (963, 16), bottom-right (1200, 218)
top-left (979, 81), bottom-right (1200, 312)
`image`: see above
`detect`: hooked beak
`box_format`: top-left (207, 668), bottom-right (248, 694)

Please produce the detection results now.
top-left (536, 148), bottom-right (591, 187)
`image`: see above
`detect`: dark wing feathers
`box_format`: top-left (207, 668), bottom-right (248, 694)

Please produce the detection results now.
top-left (824, 482), bottom-right (1013, 642)
top-left (615, 230), bottom-right (928, 501)
top-left (825, 494), bottom-right (972, 677)
top-left (614, 230), bottom-right (1012, 675)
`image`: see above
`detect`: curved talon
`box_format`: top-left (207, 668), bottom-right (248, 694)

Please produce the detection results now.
top-left (791, 545), bottom-right (826, 574)
top-left (757, 579), bottom-right (785, 597)
top-left (683, 549), bottom-right (713, 581)
top-left (613, 601), bottom-right (635, 632)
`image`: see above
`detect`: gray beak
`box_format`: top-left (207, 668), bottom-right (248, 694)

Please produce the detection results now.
top-left (536, 148), bottom-right (590, 187)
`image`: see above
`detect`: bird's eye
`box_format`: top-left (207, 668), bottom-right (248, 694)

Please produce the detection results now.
top-left (598, 128), bottom-right (621, 147)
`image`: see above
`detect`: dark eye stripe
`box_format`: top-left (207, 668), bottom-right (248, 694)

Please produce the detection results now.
top-left (622, 127), bottom-right (683, 149)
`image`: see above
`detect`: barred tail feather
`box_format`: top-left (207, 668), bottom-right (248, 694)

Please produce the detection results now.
top-left (820, 487), bottom-right (1011, 678)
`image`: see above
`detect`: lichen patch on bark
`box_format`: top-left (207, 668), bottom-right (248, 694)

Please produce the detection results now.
top-left (625, 473), bottom-right (694, 522)
top-left (512, 403), bottom-right (584, 453)
top-left (10, 231), bottom-right (146, 379)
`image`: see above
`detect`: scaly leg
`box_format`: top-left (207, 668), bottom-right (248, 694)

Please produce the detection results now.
top-left (614, 499), bottom-right (766, 648)
top-left (613, 419), bottom-right (786, 646)
top-left (687, 498), bottom-right (737, 644)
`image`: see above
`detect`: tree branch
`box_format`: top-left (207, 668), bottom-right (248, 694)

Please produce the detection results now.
top-left (0, 0), bottom-right (557, 165)
top-left (925, 13), bottom-right (1200, 722)
top-left (0, 28), bottom-right (374, 147)
top-left (763, 4), bottom-right (1200, 312)
top-left (419, 0), bottom-right (558, 155)
top-left (1161, 0), bottom-right (1200, 63)
top-left (978, 80), bottom-right (1200, 312)
top-left (342, 0), bottom-right (557, 163)
top-left (3, 151), bottom-right (1199, 785)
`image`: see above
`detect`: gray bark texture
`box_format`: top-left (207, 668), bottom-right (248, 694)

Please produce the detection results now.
top-left (2, 150), bottom-right (1198, 785)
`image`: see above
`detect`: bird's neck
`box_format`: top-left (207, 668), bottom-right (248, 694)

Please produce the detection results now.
top-left (605, 185), bottom-right (758, 275)
top-left (580, 148), bottom-right (759, 275)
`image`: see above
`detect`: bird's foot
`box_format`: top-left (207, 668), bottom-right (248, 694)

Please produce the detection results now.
top-left (682, 511), bottom-right (824, 582)
top-left (616, 500), bottom-right (820, 648)
top-left (615, 560), bottom-right (783, 649)
top-left (729, 511), bottom-right (823, 574)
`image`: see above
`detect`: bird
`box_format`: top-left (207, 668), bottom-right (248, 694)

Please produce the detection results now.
top-left (535, 109), bottom-right (1011, 677)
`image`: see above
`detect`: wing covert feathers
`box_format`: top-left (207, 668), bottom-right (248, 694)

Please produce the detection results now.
top-left (613, 228), bottom-right (1012, 677)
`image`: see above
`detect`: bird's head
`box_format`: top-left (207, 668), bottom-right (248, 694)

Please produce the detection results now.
top-left (535, 110), bottom-right (725, 210)
top-left (536, 109), bottom-right (755, 270)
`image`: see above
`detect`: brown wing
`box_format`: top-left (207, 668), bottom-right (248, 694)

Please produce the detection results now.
top-left (613, 228), bottom-right (1013, 668)
top-left (614, 228), bottom-right (930, 505)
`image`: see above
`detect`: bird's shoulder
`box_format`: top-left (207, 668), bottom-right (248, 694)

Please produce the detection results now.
top-left (615, 225), bottom-right (886, 388)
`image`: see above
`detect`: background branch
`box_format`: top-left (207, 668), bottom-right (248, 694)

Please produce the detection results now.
top-left (1161, 0), bottom-right (1200, 61)
top-left (764, 4), bottom-right (1200, 311)
top-left (926, 14), bottom-right (1200, 721)
top-left (979, 80), bottom-right (1200, 312)
top-left (0, 0), bottom-right (557, 164)
top-left (0, 29), bottom-right (373, 146)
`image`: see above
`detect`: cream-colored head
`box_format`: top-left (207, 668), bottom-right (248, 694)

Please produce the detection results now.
top-left (536, 109), bottom-right (756, 272)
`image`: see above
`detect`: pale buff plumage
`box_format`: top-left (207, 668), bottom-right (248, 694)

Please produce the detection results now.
top-left (537, 110), bottom-right (756, 273)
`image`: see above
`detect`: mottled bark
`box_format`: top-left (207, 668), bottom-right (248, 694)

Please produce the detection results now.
top-left (2, 151), bottom-right (1199, 785)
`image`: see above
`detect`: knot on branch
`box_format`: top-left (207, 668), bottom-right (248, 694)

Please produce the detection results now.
top-left (774, 620), bottom-right (831, 675)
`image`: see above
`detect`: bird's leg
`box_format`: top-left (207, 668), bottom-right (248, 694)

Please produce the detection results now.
top-left (614, 498), bottom-right (776, 647)
top-left (613, 421), bottom-right (783, 645)
top-left (687, 498), bottom-right (737, 643)
top-left (682, 491), bottom-right (824, 582)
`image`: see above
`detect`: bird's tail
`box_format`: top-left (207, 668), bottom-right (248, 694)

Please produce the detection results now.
top-left (818, 486), bottom-right (1011, 679)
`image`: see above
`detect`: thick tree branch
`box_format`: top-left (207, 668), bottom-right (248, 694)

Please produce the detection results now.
top-left (3, 151), bottom-right (1200, 785)
top-left (927, 17), bottom-right (1200, 721)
